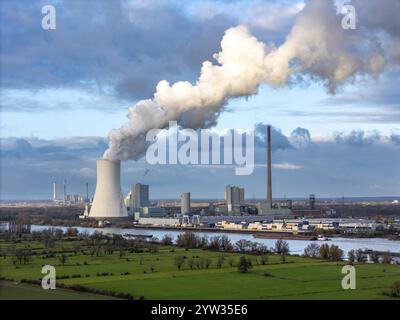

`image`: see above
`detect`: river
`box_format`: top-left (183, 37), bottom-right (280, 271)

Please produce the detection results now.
top-left (30, 224), bottom-right (400, 255)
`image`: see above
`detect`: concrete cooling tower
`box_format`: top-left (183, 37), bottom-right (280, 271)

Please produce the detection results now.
top-left (89, 159), bottom-right (128, 218)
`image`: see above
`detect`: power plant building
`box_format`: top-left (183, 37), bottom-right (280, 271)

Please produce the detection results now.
top-left (130, 183), bottom-right (150, 210)
top-left (225, 185), bottom-right (244, 213)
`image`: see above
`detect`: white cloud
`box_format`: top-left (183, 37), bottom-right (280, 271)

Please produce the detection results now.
top-left (245, 2), bottom-right (305, 31)
top-left (272, 162), bottom-right (303, 170)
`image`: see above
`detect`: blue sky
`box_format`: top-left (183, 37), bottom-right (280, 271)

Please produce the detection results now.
top-left (1, 0), bottom-right (399, 199)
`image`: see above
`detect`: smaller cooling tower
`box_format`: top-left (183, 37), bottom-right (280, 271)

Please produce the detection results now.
top-left (89, 159), bottom-right (128, 218)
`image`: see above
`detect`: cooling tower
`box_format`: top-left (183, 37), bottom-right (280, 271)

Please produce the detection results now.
top-left (89, 159), bottom-right (128, 218)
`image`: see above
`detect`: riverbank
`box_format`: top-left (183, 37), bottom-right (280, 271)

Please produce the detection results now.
top-left (27, 224), bottom-right (400, 255)
top-left (131, 224), bottom-right (317, 240)
top-left (4, 218), bottom-right (397, 241)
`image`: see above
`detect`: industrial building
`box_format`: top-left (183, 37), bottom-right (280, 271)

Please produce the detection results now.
top-left (129, 183), bottom-right (149, 211)
top-left (81, 125), bottom-right (300, 221)
top-left (225, 185), bottom-right (244, 214)
top-left (138, 217), bottom-right (180, 226)
top-left (215, 218), bottom-right (385, 233)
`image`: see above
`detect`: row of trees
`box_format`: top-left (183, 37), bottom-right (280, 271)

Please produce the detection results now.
top-left (4, 228), bottom-right (162, 266)
top-left (348, 249), bottom-right (392, 264)
top-left (174, 254), bottom-right (259, 273)
top-left (303, 243), bottom-right (344, 261)
top-left (303, 243), bottom-right (394, 264)
top-left (171, 232), bottom-right (289, 257)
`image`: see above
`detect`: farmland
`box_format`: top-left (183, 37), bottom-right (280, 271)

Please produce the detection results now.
top-left (0, 231), bottom-right (399, 300)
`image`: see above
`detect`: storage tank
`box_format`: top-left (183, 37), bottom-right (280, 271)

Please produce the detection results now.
top-left (181, 192), bottom-right (191, 214)
top-left (88, 159), bottom-right (128, 218)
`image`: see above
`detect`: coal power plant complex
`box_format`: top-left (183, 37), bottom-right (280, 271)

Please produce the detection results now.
top-left (75, 126), bottom-right (391, 237)
top-left (80, 125), bottom-right (321, 229)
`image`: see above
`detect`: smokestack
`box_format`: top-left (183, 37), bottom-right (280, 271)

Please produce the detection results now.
top-left (86, 182), bottom-right (89, 202)
top-left (89, 159), bottom-right (128, 218)
top-left (53, 181), bottom-right (56, 202)
top-left (63, 179), bottom-right (67, 202)
top-left (267, 125), bottom-right (272, 208)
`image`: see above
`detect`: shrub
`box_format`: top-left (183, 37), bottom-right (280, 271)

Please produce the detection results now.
top-left (175, 256), bottom-right (185, 270)
top-left (259, 255), bottom-right (268, 265)
top-left (237, 256), bottom-right (252, 273)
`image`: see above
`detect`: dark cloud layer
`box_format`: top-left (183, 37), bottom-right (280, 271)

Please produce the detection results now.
top-left (0, 0), bottom-right (236, 106)
top-left (1, 125), bottom-right (399, 199)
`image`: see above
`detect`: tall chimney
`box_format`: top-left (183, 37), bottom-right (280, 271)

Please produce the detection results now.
top-left (267, 125), bottom-right (272, 208)
top-left (86, 182), bottom-right (89, 202)
top-left (53, 181), bottom-right (56, 202)
top-left (63, 179), bottom-right (67, 202)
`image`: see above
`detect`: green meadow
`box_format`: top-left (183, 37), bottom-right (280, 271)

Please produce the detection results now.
top-left (0, 235), bottom-right (399, 300)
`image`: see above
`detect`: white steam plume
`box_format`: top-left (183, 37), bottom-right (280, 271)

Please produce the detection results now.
top-left (104, 0), bottom-right (398, 161)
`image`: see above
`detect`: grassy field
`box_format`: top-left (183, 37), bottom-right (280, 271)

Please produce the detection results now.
top-left (0, 236), bottom-right (399, 300)
top-left (0, 280), bottom-right (114, 300)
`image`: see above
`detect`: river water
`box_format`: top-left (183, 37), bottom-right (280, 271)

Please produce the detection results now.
top-left (30, 224), bottom-right (400, 255)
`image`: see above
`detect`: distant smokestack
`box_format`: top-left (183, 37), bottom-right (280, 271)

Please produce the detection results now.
top-left (53, 182), bottom-right (56, 202)
top-left (267, 125), bottom-right (272, 208)
top-left (89, 159), bottom-right (128, 218)
top-left (86, 182), bottom-right (89, 202)
top-left (63, 179), bottom-right (67, 202)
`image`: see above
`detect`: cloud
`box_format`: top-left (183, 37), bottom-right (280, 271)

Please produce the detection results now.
top-left (0, 0), bottom-right (236, 109)
top-left (290, 127), bottom-right (312, 148)
top-left (334, 130), bottom-right (382, 147)
top-left (254, 123), bottom-right (293, 150)
top-left (390, 133), bottom-right (400, 145)
top-left (1, 125), bottom-right (400, 199)
top-left (272, 162), bottom-right (303, 170)
top-left (244, 1), bottom-right (305, 31)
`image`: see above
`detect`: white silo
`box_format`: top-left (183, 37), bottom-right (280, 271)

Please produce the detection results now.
top-left (181, 192), bottom-right (191, 214)
top-left (88, 159), bottom-right (128, 218)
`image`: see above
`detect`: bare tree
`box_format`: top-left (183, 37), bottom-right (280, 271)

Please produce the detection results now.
top-left (161, 235), bottom-right (173, 246)
top-left (328, 245), bottom-right (343, 261)
top-left (259, 254), bottom-right (268, 265)
top-left (58, 254), bottom-right (68, 266)
top-left (355, 249), bottom-right (366, 262)
top-left (383, 251), bottom-right (392, 264)
top-left (304, 243), bottom-right (320, 258)
top-left (237, 256), bottom-right (252, 273)
top-left (319, 244), bottom-right (330, 259)
top-left (205, 258), bottom-right (212, 268)
top-left (371, 251), bottom-right (381, 263)
top-left (275, 240), bottom-right (289, 263)
top-left (188, 258), bottom-right (195, 269)
top-left (348, 249), bottom-right (356, 263)
top-left (216, 255), bottom-right (224, 268)
top-left (175, 256), bottom-right (186, 270)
